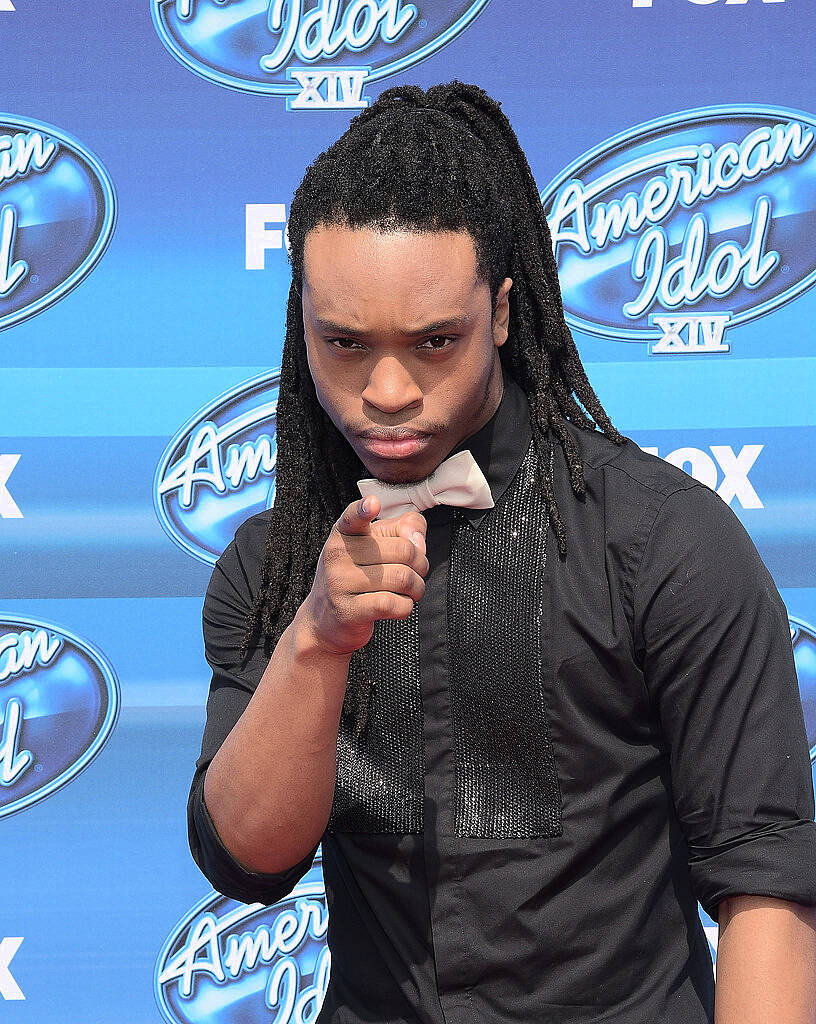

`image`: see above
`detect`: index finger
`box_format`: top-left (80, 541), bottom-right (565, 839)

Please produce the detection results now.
top-left (335, 495), bottom-right (381, 536)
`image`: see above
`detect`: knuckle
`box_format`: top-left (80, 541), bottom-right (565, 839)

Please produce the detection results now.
top-left (323, 539), bottom-right (343, 567)
top-left (337, 505), bottom-right (356, 532)
top-left (387, 594), bottom-right (413, 619)
top-left (392, 564), bottom-right (413, 592)
top-left (397, 538), bottom-right (414, 563)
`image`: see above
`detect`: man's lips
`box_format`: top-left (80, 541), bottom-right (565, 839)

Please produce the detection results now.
top-left (357, 432), bottom-right (433, 459)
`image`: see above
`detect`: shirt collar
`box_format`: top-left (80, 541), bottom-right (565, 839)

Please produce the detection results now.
top-left (424, 361), bottom-right (533, 531)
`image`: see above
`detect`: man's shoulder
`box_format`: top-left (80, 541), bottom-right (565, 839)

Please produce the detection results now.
top-left (232, 507), bottom-right (274, 557)
top-left (566, 419), bottom-right (699, 504)
top-left (210, 508), bottom-right (274, 599)
top-left (564, 419), bottom-right (757, 572)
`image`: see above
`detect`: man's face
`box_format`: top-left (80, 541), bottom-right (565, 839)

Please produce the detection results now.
top-left (301, 224), bottom-right (512, 485)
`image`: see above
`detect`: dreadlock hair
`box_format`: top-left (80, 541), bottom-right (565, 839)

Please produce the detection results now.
top-left (241, 80), bottom-right (624, 739)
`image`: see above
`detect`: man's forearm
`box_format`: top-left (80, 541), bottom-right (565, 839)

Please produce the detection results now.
top-left (714, 894), bottom-right (816, 1024)
top-left (202, 602), bottom-right (352, 874)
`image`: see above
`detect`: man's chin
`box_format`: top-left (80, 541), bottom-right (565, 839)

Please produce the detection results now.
top-left (358, 451), bottom-right (442, 486)
top-left (362, 464), bottom-right (431, 486)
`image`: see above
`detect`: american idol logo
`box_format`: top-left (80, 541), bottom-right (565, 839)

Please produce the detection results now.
top-left (540, 106), bottom-right (816, 354)
top-left (0, 116), bottom-right (116, 331)
top-left (791, 616), bottom-right (816, 764)
top-left (0, 615), bottom-right (119, 818)
top-left (155, 370), bottom-right (279, 564)
top-left (151, 0), bottom-right (491, 109)
top-left (155, 867), bottom-right (329, 1024)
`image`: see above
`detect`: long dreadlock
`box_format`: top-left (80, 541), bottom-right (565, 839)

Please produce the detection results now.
top-left (241, 80), bottom-right (624, 738)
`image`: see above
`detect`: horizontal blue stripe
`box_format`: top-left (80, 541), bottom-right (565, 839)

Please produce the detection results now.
top-left (3, 597), bottom-right (212, 708)
top-left (598, 357), bottom-right (816, 431)
top-left (0, 366), bottom-right (268, 437)
top-left (0, 359), bottom-right (813, 436)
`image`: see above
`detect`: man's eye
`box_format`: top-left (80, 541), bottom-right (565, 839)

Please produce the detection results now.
top-left (327, 337), bottom-right (363, 350)
top-left (418, 336), bottom-right (455, 351)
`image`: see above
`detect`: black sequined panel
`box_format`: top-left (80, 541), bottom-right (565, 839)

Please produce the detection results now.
top-left (327, 603), bottom-right (424, 833)
top-left (447, 440), bottom-right (563, 838)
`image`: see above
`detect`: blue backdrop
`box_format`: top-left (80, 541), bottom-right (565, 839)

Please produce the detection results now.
top-left (0, 1), bottom-right (814, 1020)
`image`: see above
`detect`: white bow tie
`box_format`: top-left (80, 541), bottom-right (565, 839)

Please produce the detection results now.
top-left (356, 448), bottom-right (494, 521)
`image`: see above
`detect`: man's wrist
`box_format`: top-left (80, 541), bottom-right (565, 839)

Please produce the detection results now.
top-left (290, 601), bottom-right (355, 666)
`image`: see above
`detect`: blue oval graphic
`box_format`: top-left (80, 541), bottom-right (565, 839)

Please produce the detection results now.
top-left (154, 369), bottom-right (279, 564)
top-left (0, 115), bottom-right (116, 331)
top-left (155, 859), bottom-right (328, 1024)
top-left (151, 0), bottom-right (491, 106)
top-left (539, 105), bottom-right (816, 346)
top-left (0, 615), bottom-right (120, 818)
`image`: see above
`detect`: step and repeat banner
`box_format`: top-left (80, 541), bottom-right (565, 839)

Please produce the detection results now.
top-left (0, 0), bottom-right (814, 1020)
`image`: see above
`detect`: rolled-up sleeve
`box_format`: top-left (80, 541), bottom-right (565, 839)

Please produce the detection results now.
top-left (633, 481), bottom-right (816, 924)
top-left (187, 518), bottom-right (321, 905)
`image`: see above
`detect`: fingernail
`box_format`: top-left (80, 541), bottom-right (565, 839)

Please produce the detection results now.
top-left (411, 531), bottom-right (424, 547)
top-left (361, 498), bottom-right (370, 514)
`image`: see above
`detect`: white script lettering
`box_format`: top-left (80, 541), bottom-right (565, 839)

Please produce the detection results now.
top-left (623, 195), bottom-right (777, 319)
top-left (0, 628), bottom-right (61, 684)
top-left (0, 697), bottom-right (33, 786)
top-left (158, 891), bottom-right (329, 999)
top-left (548, 122), bottom-right (812, 254)
top-left (158, 413), bottom-right (277, 508)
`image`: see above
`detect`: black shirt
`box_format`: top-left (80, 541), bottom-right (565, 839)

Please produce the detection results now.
top-left (187, 363), bottom-right (816, 1024)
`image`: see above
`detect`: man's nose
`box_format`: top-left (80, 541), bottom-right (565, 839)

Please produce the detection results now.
top-left (362, 357), bottom-right (423, 414)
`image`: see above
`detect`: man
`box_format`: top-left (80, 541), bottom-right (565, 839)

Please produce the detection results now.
top-left (187, 81), bottom-right (816, 1023)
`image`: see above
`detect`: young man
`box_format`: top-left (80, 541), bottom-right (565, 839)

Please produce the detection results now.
top-left (187, 82), bottom-right (816, 1023)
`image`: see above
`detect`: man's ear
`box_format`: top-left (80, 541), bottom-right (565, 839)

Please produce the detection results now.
top-left (492, 277), bottom-right (513, 347)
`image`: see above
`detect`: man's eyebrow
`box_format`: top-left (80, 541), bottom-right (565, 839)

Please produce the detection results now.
top-left (312, 314), bottom-right (472, 337)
